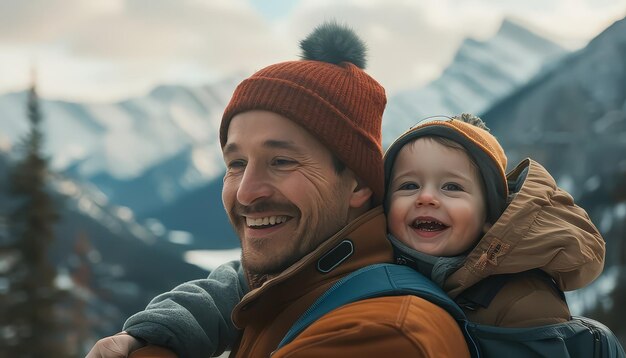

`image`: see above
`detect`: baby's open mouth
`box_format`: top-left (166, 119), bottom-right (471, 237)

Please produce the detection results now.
top-left (411, 219), bottom-right (448, 232)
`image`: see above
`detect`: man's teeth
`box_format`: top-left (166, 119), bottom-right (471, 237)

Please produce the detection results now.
top-left (246, 216), bottom-right (288, 227)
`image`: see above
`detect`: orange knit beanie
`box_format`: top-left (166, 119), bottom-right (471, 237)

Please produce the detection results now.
top-left (220, 22), bottom-right (387, 204)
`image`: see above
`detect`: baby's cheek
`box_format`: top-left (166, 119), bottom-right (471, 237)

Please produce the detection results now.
top-left (387, 213), bottom-right (404, 238)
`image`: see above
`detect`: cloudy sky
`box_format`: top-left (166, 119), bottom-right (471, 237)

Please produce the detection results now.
top-left (0, 0), bottom-right (625, 102)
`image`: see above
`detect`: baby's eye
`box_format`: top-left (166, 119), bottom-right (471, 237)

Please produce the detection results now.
top-left (442, 183), bottom-right (463, 191)
top-left (398, 182), bottom-right (419, 191)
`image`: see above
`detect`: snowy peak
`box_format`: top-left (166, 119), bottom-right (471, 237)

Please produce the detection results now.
top-left (495, 19), bottom-right (564, 54)
top-left (451, 18), bottom-right (564, 84)
top-left (382, 18), bottom-right (566, 146)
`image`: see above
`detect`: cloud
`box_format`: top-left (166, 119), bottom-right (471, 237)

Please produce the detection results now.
top-left (0, 0), bottom-right (118, 43)
top-left (64, 0), bottom-right (282, 70)
top-left (0, 0), bottom-right (289, 100)
top-left (0, 0), bottom-right (624, 101)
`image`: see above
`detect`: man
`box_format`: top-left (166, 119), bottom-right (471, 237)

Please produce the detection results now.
top-left (87, 22), bottom-right (469, 358)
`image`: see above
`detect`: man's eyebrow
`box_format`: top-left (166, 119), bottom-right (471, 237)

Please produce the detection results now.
top-left (222, 140), bottom-right (303, 155)
top-left (222, 143), bottom-right (239, 156)
top-left (264, 139), bottom-right (301, 152)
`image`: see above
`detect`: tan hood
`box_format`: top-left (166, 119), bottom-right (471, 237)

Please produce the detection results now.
top-left (444, 158), bottom-right (605, 298)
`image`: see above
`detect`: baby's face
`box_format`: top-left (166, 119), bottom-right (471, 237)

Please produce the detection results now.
top-left (387, 137), bottom-right (490, 257)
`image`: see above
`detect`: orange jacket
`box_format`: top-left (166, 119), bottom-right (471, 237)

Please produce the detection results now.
top-left (230, 207), bottom-right (469, 357)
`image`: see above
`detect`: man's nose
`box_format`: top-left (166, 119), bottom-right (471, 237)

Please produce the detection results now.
top-left (236, 164), bottom-right (273, 206)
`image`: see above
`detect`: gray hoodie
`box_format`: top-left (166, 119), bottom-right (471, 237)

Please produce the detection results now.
top-left (124, 260), bottom-right (247, 357)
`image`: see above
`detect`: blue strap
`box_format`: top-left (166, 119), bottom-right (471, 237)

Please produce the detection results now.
top-left (276, 263), bottom-right (480, 356)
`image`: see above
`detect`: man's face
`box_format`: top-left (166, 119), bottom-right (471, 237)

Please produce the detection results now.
top-left (222, 110), bottom-right (357, 276)
top-left (387, 137), bottom-right (489, 257)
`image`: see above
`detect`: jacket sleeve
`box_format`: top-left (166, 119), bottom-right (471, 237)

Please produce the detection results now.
top-left (272, 296), bottom-right (470, 358)
top-left (123, 260), bottom-right (248, 357)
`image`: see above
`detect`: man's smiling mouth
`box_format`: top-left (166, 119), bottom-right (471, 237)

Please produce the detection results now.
top-left (246, 215), bottom-right (290, 228)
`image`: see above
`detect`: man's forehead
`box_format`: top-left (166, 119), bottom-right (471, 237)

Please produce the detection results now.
top-left (224, 111), bottom-right (327, 155)
top-left (223, 139), bottom-right (305, 155)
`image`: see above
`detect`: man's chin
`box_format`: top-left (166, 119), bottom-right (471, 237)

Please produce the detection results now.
top-left (242, 254), bottom-right (295, 278)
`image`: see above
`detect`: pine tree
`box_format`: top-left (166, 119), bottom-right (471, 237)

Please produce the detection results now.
top-left (0, 81), bottom-right (67, 356)
top-left (67, 230), bottom-right (95, 356)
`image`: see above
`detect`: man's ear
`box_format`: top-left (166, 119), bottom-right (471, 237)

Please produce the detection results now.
top-left (349, 178), bottom-right (373, 209)
top-left (483, 222), bottom-right (493, 234)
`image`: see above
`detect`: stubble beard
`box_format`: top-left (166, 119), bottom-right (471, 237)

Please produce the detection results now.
top-left (227, 200), bottom-right (302, 277)
top-left (247, 210), bottom-right (351, 280)
top-left (227, 177), bottom-right (354, 280)
top-left (241, 239), bottom-right (296, 278)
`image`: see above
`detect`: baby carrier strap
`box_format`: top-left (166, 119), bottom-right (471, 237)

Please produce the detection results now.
top-left (276, 264), bottom-right (625, 358)
top-left (275, 263), bottom-right (480, 356)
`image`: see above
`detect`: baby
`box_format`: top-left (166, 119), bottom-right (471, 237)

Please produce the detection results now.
top-left (382, 113), bottom-right (604, 326)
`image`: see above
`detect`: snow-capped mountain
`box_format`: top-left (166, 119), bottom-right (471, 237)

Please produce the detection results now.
top-left (0, 76), bottom-right (241, 225)
top-left (382, 19), bottom-right (565, 145)
top-left (0, 76), bottom-right (240, 181)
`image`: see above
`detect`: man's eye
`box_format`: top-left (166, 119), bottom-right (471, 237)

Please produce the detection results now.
top-left (442, 183), bottom-right (463, 191)
top-left (398, 182), bottom-right (419, 191)
top-left (227, 160), bottom-right (246, 170)
top-left (272, 158), bottom-right (297, 167)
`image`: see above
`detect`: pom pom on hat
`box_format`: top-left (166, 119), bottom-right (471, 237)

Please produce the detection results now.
top-left (300, 21), bottom-right (367, 69)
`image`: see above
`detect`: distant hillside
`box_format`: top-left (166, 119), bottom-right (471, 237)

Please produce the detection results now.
top-left (145, 174), bottom-right (239, 249)
top-left (0, 150), bottom-right (208, 339)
